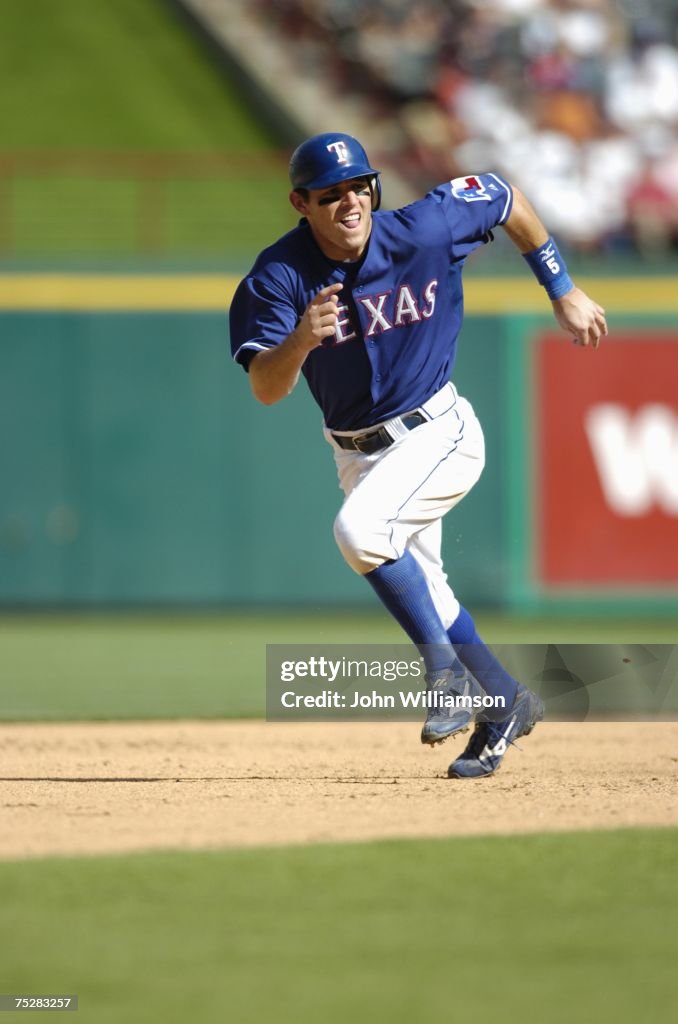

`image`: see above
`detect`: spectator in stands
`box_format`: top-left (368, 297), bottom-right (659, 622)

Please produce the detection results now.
top-left (257, 0), bottom-right (678, 254)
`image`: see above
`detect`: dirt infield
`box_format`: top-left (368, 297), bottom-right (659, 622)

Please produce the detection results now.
top-left (1, 720), bottom-right (677, 859)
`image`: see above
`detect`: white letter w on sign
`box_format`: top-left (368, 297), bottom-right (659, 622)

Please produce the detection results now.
top-left (585, 404), bottom-right (678, 515)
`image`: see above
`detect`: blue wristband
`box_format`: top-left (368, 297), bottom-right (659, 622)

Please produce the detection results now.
top-left (523, 237), bottom-right (574, 300)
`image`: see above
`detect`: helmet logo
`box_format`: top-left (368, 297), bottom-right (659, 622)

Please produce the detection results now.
top-left (326, 140), bottom-right (349, 164)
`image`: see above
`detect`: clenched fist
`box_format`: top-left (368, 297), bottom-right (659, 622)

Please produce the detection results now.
top-left (296, 283), bottom-right (343, 351)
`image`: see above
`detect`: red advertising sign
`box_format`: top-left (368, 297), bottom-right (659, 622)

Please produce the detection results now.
top-left (536, 333), bottom-right (678, 586)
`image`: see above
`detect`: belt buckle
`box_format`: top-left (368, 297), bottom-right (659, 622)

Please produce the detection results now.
top-left (353, 430), bottom-right (375, 453)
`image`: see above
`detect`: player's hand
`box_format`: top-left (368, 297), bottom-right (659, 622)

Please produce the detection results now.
top-left (296, 283), bottom-right (343, 351)
top-left (551, 286), bottom-right (607, 349)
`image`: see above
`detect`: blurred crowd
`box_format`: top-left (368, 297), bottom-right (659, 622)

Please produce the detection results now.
top-left (254, 0), bottom-right (678, 256)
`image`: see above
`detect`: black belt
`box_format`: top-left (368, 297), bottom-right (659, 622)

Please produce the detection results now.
top-left (331, 411), bottom-right (426, 454)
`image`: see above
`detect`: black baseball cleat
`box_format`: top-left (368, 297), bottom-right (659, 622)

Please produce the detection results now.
top-left (420, 669), bottom-right (482, 746)
top-left (447, 684), bottom-right (544, 777)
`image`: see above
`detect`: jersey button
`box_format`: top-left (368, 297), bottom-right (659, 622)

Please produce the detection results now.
top-left (375, 374), bottom-right (382, 382)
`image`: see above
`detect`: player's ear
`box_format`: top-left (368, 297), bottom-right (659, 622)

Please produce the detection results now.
top-left (289, 189), bottom-right (309, 216)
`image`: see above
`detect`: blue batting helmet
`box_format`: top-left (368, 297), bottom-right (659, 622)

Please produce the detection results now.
top-left (289, 132), bottom-right (382, 209)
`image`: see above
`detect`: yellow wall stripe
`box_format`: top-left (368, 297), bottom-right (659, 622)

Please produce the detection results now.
top-left (0, 274), bottom-right (676, 314)
top-left (0, 275), bottom-right (239, 311)
top-left (465, 278), bottom-right (678, 315)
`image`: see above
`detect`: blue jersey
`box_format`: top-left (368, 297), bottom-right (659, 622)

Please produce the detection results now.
top-left (230, 173), bottom-right (512, 431)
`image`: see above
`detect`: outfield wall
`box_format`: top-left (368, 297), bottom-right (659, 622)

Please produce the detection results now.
top-left (1, 275), bottom-right (676, 612)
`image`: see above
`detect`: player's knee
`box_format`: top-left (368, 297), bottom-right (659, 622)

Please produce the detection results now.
top-left (333, 504), bottom-right (389, 574)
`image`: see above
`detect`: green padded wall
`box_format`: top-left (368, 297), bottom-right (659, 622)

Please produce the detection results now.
top-left (0, 311), bottom-right (507, 605)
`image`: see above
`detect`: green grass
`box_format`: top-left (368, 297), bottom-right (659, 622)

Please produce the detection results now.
top-left (0, 0), bottom-right (295, 255)
top-left (0, 612), bottom-right (676, 721)
top-left (0, 611), bottom-right (399, 720)
top-left (9, 171), bottom-right (294, 257)
top-left (0, 0), bottom-right (272, 150)
top-left (0, 828), bottom-right (676, 1022)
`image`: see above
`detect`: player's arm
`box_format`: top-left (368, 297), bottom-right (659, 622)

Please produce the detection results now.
top-left (248, 283), bottom-right (343, 405)
top-left (502, 186), bottom-right (608, 349)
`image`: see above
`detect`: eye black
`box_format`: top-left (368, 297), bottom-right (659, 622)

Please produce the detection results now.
top-left (318, 180), bottom-right (371, 205)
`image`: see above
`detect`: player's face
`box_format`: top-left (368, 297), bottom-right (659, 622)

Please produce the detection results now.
top-left (290, 177), bottom-right (373, 261)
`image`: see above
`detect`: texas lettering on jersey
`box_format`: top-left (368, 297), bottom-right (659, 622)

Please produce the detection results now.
top-left (333, 281), bottom-right (438, 344)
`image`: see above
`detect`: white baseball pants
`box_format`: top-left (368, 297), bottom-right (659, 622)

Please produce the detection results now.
top-left (324, 383), bottom-right (485, 630)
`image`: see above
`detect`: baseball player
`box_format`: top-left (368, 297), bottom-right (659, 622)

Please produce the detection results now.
top-left (230, 132), bottom-right (607, 778)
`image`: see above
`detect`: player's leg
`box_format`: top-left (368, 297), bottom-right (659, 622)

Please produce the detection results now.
top-left (390, 421), bottom-right (544, 772)
top-left (332, 396), bottom-right (521, 714)
top-left (446, 605), bottom-right (520, 719)
top-left (408, 520), bottom-right (459, 627)
top-left (402, 481), bottom-right (544, 772)
top-left (330, 399), bottom-right (477, 678)
top-left (329, 395), bottom-right (543, 766)
top-left (410, 518), bottom-right (519, 715)
top-left (329, 398), bottom-right (485, 741)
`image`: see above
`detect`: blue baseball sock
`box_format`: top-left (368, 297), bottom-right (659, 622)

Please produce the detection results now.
top-left (365, 551), bottom-right (461, 679)
top-left (448, 606), bottom-right (518, 718)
